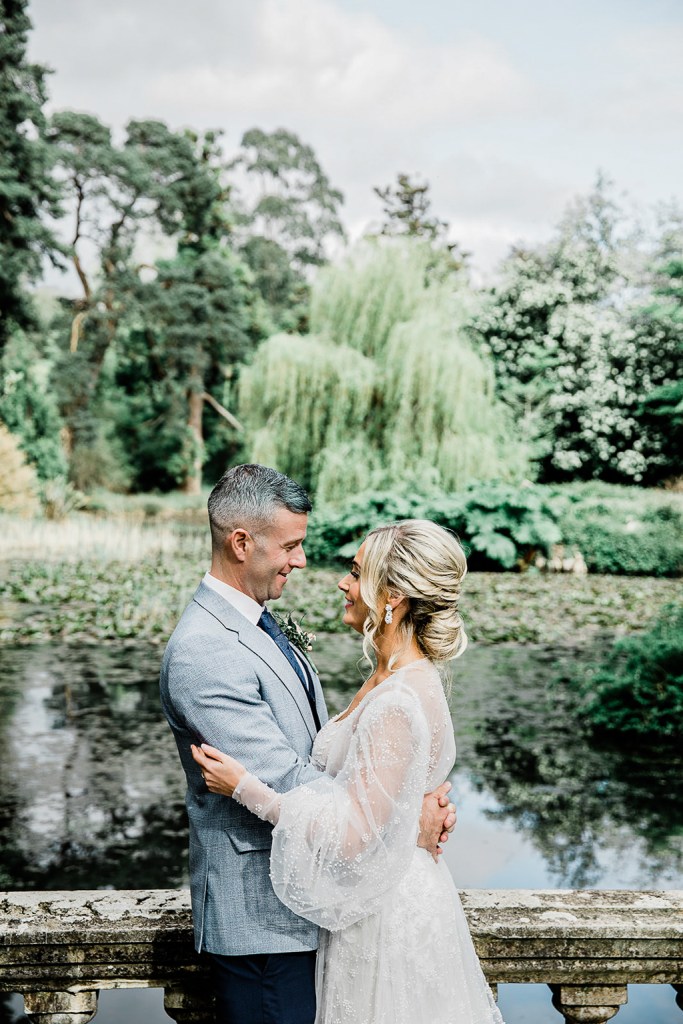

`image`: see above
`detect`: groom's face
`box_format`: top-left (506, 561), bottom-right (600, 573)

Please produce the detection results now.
top-left (246, 508), bottom-right (308, 605)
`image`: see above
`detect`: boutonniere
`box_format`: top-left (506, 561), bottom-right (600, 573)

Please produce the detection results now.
top-left (274, 612), bottom-right (318, 673)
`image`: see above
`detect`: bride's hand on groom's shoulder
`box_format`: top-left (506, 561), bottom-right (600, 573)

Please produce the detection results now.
top-left (191, 742), bottom-right (246, 798)
top-left (417, 782), bottom-right (457, 863)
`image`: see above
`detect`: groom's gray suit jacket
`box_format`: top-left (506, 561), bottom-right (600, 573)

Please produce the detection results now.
top-left (160, 581), bottom-right (328, 955)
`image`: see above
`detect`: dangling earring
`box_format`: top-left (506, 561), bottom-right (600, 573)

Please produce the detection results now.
top-left (384, 603), bottom-right (393, 624)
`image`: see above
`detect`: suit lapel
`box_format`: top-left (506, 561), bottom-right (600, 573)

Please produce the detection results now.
top-left (192, 582), bottom-right (318, 740)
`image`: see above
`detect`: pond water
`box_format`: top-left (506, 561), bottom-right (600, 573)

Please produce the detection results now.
top-left (0, 637), bottom-right (681, 1022)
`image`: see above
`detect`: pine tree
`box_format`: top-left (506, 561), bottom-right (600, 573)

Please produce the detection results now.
top-left (0, 0), bottom-right (60, 350)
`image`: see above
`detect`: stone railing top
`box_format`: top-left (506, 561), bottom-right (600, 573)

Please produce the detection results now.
top-left (0, 888), bottom-right (682, 991)
top-left (460, 888), bottom-right (683, 939)
top-left (2, 888), bottom-right (682, 943)
top-left (1, 889), bottom-right (682, 1023)
top-left (0, 889), bottom-right (191, 944)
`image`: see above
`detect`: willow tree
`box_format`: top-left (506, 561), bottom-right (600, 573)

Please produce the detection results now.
top-left (239, 240), bottom-right (526, 502)
top-left (309, 241), bottom-right (426, 359)
top-left (239, 333), bottom-right (375, 494)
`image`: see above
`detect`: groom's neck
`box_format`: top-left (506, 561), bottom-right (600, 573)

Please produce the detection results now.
top-left (209, 558), bottom-right (250, 597)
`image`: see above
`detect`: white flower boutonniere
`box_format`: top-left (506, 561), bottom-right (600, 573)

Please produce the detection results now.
top-left (274, 612), bottom-right (318, 673)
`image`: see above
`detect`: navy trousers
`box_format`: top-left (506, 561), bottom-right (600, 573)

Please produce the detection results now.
top-left (207, 950), bottom-right (316, 1024)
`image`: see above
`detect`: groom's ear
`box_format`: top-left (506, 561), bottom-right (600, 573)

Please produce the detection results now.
top-left (228, 528), bottom-right (251, 561)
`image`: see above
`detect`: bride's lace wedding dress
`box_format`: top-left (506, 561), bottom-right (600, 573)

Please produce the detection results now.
top-left (235, 659), bottom-right (504, 1024)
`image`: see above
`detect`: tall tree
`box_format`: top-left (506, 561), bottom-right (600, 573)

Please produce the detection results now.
top-left (46, 111), bottom-right (156, 467)
top-left (46, 115), bottom-right (252, 490)
top-left (231, 127), bottom-right (345, 270)
top-left (635, 253), bottom-right (683, 481)
top-left (0, 329), bottom-right (67, 480)
top-left (240, 235), bottom-right (309, 333)
top-left (374, 173), bottom-right (447, 241)
top-left (0, 0), bottom-right (59, 351)
top-left (118, 246), bottom-right (258, 493)
top-left (373, 173), bottom-right (467, 271)
top-left (113, 129), bottom-right (262, 493)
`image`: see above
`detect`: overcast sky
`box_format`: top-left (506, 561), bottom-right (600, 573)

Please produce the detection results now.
top-left (28, 0), bottom-right (683, 275)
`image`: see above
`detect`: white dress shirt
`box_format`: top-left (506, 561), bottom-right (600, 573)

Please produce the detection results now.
top-left (203, 572), bottom-right (263, 625)
top-left (202, 572), bottom-right (311, 680)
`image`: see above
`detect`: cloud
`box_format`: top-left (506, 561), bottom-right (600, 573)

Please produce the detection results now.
top-left (145, 0), bottom-right (537, 132)
top-left (30, 0), bottom-right (537, 132)
top-left (580, 24), bottom-right (683, 133)
top-left (343, 150), bottom-right (575, 274)
top-left (28, 0), bottom-right (680, 275)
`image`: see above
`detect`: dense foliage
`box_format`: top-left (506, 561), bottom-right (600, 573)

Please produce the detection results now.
top-left (0, 329), bottom-right (67, 480)
top-left (304, 481), bottom-right (560, 568)
top-left (473, 179), bottom-right (682, 486)
top-left (232, 127), bottom-right (346, 271)
top-left (372, 173), bottom-right (467, 271)
top-left (574, 604), bottom-right (683, 738)
top-left (304, 481), bottom-right (683, 576)
top-left (0, 0), bottom-right (59, 352)
top-left (0, 423), bottom-right (38, 514)
top-left (0, 8), bottom-right (681, 526)
top-left (555, 484), bottom-right (683, 577)
top-left (240, 241), bottom-right (526, 500)
top-left (1, 548), bottom-right (678, 646)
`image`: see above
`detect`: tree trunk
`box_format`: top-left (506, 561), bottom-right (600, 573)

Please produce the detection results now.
top-left (183, 387), bottom-right (204, 495)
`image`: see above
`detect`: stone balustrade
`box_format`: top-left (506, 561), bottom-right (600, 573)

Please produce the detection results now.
top-left (0, 889), bottom-right (681, 1023)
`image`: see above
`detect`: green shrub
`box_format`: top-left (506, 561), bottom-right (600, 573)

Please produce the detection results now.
top-left (574, 603), bottom-right (683, 738)
top-left (555, 483), bottom-right (683, 577)
top-left (41, 478), bottom-right (88, 520)
top-left (306, 480), bottom-right (683, 576)
top-left (305, 482), bottom-right (562, 570)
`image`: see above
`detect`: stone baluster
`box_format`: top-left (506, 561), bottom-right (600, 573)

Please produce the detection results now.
top-left (673, 984), bottom-right (683, 1011)
top-left (549, 984), bottom-right (628, 1023)
top-left (22, 989), bottom-right (98, 1024)
top-left (163, 984), bottom-right (214, 1023)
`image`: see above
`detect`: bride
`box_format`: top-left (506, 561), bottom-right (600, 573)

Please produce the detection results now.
top-left (192, 519), bottom-right (504, 1024)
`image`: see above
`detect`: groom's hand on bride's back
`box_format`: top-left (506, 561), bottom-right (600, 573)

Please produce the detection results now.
top-left (417, 781), bottom-right (457, 863)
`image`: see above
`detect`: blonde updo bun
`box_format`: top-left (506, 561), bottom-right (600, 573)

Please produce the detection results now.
top-left (360, 519), bottom-right (468, 668)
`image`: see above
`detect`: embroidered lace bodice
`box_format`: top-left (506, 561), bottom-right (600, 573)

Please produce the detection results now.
top-left (235, 659), bottom-right (455, 930)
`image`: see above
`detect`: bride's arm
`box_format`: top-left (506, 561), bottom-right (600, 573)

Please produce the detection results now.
top-left (195, 683), bottom-right (437, 934)
top-left (268, 686), bottom-right (434, 929)
top-left (190, 744), bottom-right (283, 825)
top-left (193, 691), bottom-right (427, 855)
top-left (192, 715), bottom-right (455, 856)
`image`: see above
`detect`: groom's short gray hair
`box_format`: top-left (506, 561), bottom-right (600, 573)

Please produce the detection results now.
top-left (208, 464), bottom-right (312, 549)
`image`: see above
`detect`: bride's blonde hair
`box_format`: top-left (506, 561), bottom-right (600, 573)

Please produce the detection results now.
top-left (360, 519), bottom-right (468, 671)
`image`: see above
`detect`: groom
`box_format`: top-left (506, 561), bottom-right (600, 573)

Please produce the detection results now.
top-left (160, 464), bottom-right (456, 1024)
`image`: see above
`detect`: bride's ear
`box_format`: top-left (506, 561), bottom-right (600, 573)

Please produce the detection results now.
top-left (385, 594), bottom-right (407, 618)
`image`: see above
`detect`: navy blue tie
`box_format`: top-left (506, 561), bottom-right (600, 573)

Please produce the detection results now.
top-left (258, 609), bottom-right (320, 730)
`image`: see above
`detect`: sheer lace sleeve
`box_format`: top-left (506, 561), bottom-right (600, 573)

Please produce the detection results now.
top-left (238, 682), bottom-right (432, 932)
top-left (233, 771), bottom-right (281, 825)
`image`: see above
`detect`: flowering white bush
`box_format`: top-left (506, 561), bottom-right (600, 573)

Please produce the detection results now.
top-left (473, 182), bottom-right (681, 484)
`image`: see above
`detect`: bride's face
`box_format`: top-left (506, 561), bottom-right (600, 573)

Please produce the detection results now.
top-left (338, 542), bottom-right (370, 634)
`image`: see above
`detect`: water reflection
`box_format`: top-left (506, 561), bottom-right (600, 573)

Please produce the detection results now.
top-left (0, 644), bottom-right (187, 890)
top-left (465, 648), bottom-right (683, 888)
top-left (0, 638), bottom-right (680, 894)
